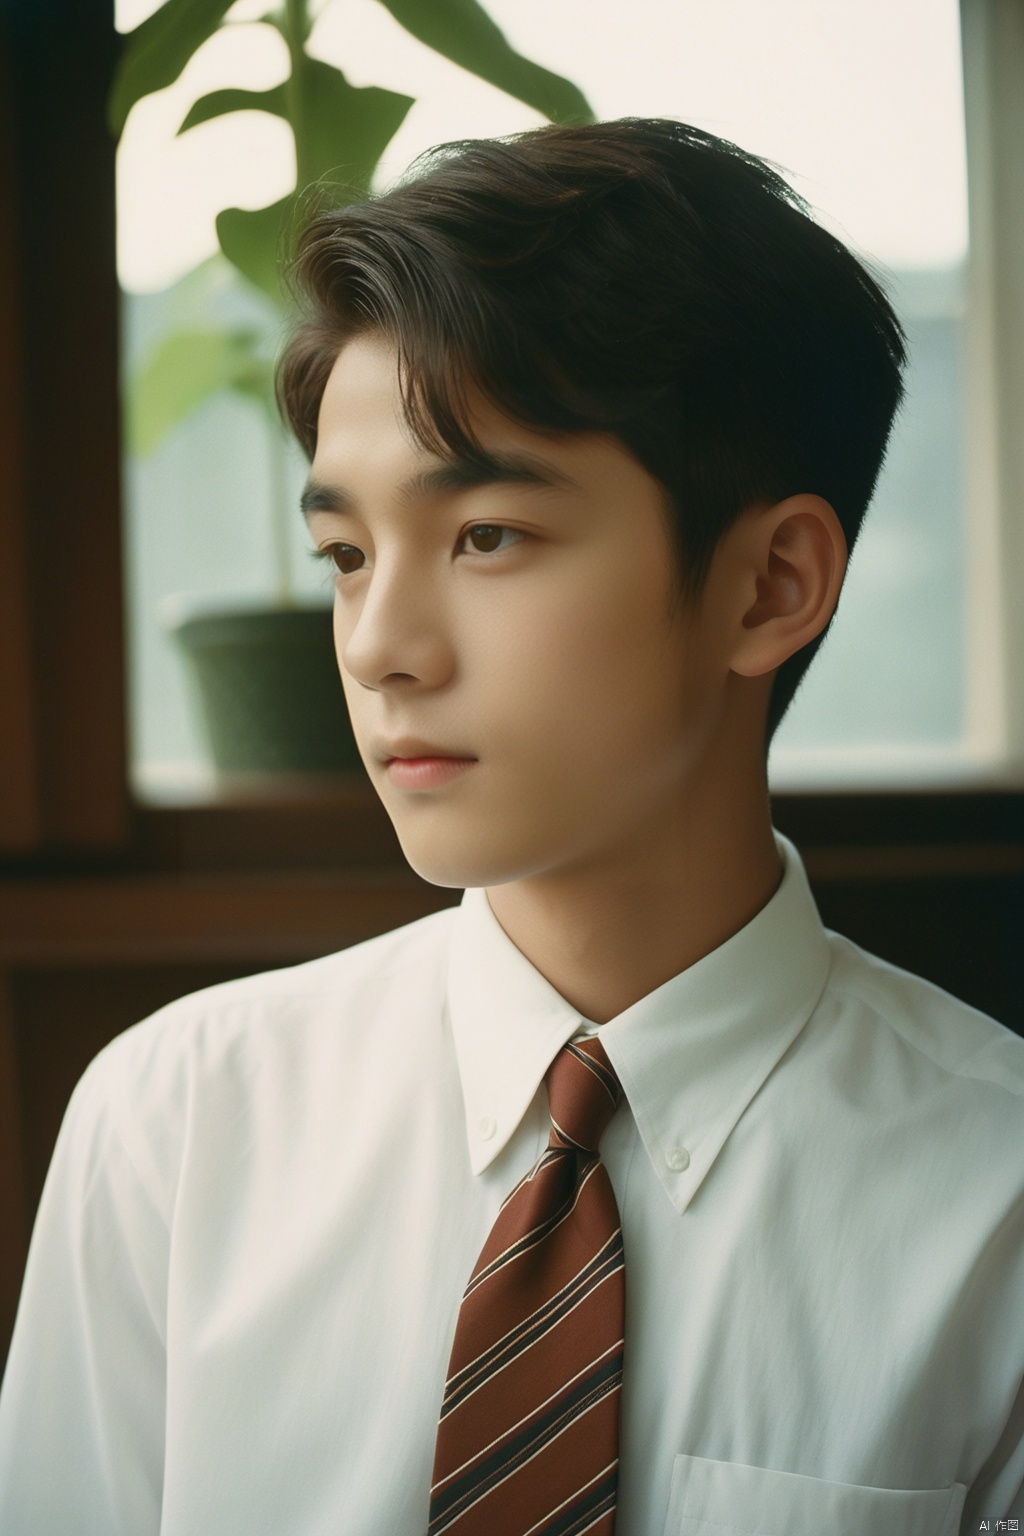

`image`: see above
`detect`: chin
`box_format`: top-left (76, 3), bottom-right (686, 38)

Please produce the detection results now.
top-left (399, 843), bottom-right (504, 890)
top-left (393, 826), bottom-right (541, 891)
top-left (402, 851), bottom-right (473, 890)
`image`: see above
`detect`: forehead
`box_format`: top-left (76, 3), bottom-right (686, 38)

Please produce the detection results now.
top-left (315, 334), bottom-right (412, 453)
top-left (311, 333), bottom-right (659, 506)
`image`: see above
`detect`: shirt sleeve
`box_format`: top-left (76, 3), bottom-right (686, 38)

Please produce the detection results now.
top-left (0, 1048), bottom-right (170, 1535)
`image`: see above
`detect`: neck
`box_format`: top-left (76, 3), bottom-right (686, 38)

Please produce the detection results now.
top-left (485, 758), bottom-right (781, 1025)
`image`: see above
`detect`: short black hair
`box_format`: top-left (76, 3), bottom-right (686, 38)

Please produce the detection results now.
top-left (277, 118), bottom-right (907, 740)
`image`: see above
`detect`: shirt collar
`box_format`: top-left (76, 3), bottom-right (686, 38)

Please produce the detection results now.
top-left (446, 833), bottom-right (832, 1211)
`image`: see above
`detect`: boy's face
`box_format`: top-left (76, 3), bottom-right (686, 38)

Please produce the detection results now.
top-left (305, 333), bottom-right (734, 890)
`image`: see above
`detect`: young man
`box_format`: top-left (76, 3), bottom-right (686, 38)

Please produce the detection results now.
top-left (1, 119), bottom-right (1022, 1535)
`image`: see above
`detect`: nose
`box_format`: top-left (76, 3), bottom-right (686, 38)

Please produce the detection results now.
top-left (338, 555), bottom-right (454, 693)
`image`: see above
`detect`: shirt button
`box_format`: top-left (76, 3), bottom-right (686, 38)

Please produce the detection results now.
top-left (665, 1145), bottom-right (690, 1172)
top-left (479, 1116), bottom-right (497, 1141)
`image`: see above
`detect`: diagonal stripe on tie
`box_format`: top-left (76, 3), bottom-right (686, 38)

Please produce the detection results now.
top-left (463, 1158), bottom-right (608, 1298)
top-left (440, 1231), bottom-right (624, 1418)
top-left (429, 1347), bottom-right (623, 1532)
top-left (522, 1465), bottom-right (619, 1536)
top-left (430, 1036), bottom-right (625, 1536)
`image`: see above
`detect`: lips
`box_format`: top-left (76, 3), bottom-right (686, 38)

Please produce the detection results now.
top-left (378, 737), bottom-right (476, 766)
top-left (375, 738), bottom-right (478, 792)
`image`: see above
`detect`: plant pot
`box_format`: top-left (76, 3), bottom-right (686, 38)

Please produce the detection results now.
top-left (169, 602), bottom-right (362, 774)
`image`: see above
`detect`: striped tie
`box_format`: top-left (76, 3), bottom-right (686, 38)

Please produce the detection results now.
top-left (429, 1036), bottom-right (625, 1536)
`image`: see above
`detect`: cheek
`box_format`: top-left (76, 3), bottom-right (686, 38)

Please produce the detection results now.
top-left (493, 583), bottom-right (689, 748)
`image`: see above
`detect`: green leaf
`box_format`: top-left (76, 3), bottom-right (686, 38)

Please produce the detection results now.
top-left (178, 83), bottom-right (289, 135)
top-left (293, 59), bottom-right (414, 196)
top-left (128, 327), bottom-right (273, 455)
top-left (212, 64), bottom-right (413, 301)
top-left (217, 198), bottom-right (296, 307)
top-left (108, 0), bottom-right (238, 137)
top-left (376, 0), bottom-right (593, 124)
top-left (178, 64), bottom-right (412, 199)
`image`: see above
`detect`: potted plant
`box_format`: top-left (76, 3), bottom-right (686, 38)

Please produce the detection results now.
top-left (111, 0), bottom-right (591, 778)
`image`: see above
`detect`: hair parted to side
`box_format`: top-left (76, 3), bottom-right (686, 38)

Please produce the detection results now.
top-left (277, 118), bottom-right (906, 740)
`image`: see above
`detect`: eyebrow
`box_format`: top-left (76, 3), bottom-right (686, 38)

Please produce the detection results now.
top-left (300, 448), bottom-right (578, 520)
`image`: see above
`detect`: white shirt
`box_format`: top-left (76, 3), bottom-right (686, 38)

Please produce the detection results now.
top-left (1, 835), bottom-right (1023, 1536)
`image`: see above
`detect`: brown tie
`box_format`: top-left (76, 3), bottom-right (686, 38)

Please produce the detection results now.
top-left (429, 1037), bottom-right (625, 1536)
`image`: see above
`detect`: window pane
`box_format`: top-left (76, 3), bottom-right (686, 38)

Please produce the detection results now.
top-left (770, 270), bottom-right (969, 786)
top-left (117, 0), bottom-right (971, 796)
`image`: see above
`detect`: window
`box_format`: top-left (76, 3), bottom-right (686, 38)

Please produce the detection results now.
top-left (116, 0), bottom-right (1013, 797)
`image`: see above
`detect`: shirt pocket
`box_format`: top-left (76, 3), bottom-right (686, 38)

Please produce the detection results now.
top-left (663, 1453), bottom-right (967, 1536)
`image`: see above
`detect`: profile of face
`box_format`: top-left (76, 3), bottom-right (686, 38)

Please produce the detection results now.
top-left (305, 334), bottom-right (755, 891)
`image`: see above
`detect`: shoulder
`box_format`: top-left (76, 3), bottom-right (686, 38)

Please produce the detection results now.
top-left (94, 899), bottom-right (457, 1070)
top-left (62, 903), bottom-right (461, 1211)
top-left (781, 934), bottom-right (1024, 1281)
top-left (779, 930), bottom-right (1024, 1226)
top-left (822, 929), bottom-right (1024, 1101)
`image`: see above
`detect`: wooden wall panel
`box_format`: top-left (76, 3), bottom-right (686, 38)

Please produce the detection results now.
top-left (812, 872), bottom-right (1024, 1031)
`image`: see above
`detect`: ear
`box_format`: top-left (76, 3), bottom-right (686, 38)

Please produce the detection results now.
top-left (727, 494), bottom-right (847, 678)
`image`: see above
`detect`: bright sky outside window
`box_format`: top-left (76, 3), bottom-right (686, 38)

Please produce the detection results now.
top-left (116, 0), bottom-right (967, 286)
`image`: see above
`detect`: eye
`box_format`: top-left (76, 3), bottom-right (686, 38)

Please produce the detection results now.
top-left (321, 543), bottom-right (365, 575)
top-left (459, 524), bottom-right (524, 555)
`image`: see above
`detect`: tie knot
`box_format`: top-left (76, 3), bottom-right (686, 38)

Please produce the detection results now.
top-left (545, 1037), bottom-right (622, 1155)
